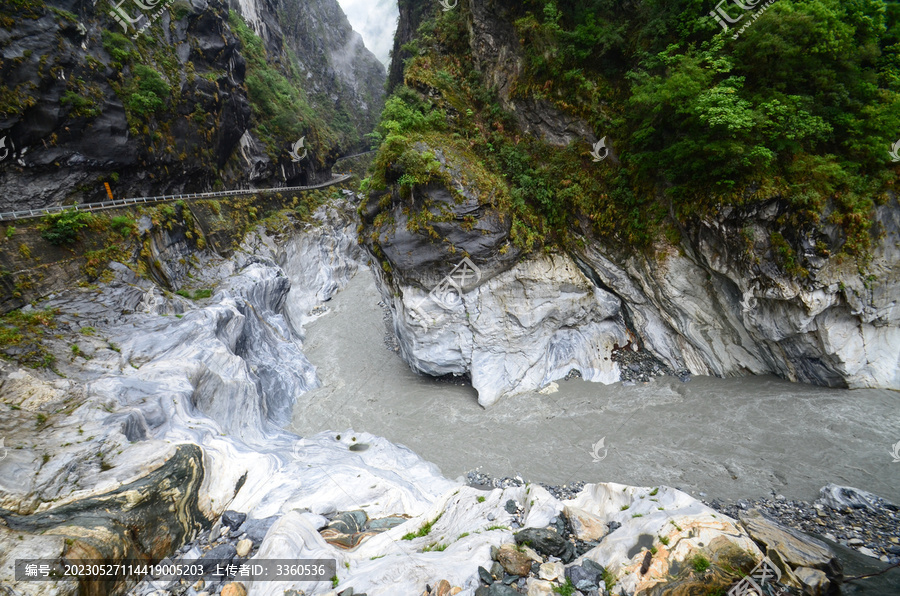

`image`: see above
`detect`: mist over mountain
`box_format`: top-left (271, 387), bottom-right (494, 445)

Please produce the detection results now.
top-left (337, 0), bottom-right (399, 66)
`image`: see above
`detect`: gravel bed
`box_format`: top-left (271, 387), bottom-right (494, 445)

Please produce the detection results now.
top-left (705, 494), bottom-right (900, 565)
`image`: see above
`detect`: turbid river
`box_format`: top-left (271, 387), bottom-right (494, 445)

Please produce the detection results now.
top-left (289, 266), bottom-right (900, 505)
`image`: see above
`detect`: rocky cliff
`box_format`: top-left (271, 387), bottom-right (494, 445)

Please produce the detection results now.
top-left (0, 0), bottom-right (385, 212)
top-left (386, 0), bottom-right (437, 93)
top-left (359, 0), bottom-right (900, 404)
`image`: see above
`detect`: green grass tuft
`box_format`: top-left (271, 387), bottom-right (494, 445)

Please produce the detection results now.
top-left (401, 512), bottom-right (443, 540)
top-left (691, 553), bottom-right (711, 573)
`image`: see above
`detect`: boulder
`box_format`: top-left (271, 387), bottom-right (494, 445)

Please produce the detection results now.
top-left (793, 567), bottom-right (829, 596)
top-left (433, 579), bottom-right (451, 596)
top-left (221, 510), bottom-right (247, 530)
top-left (496, 544), bottom-right (534, 576)
top-left (565, 506), bottom-right (607, 541)
top-left (514, 528), bottom-right (573, 561)
top-left (538, 561), bottom-right (564, 582)
top-left (739, 508), bottom-right (842, 594)
top-left (477, 566), bottom-right (493, 585)
top-left (817, 484), bottom-right (897, 513)
top-left (235, 538), bottom-right (253, 558)
top-left (739, 509), bottom-right (841, 578)
top-left (198, 543), bottom-right (237, 574)
top-left (240, 516), bottom-right (278, 544)
top-left (526, 578), bottom-right (555, 596)
top-left (566, 563), bottom-right (601, 591)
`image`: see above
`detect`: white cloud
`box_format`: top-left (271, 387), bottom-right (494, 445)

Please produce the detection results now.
top-left (336, 0), bottom-right (399, 68)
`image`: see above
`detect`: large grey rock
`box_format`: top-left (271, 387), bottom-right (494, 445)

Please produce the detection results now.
top-left (0, 444), bottom-right (209, 596)
top-left (240, 516), bottom-right (278, 544)
top-left (475, 583), bottom-right (520, 596)
top-left (221, 510), bottom-right (247, 530)
top-left (382, 252), bottom-right (627, 406)
top-left (362, 141), bottom-right (523, 285)
top-left (199, 543), bottom-right (238, 573)
top-left (793, 567), bottom-right (829, 596)
top-left (817, 484), bottom-right (897, 513)
top-left (574, 200), bottom-right (900, 391)
top-left (566, 563), bottom-right (601, 591)
top-left (738, 509), bottom-right (842, 581)
top-left (514, 528), bottom-right (573, 562)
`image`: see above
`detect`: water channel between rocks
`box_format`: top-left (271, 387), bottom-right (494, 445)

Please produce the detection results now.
top-left (289, 266), bottom-right (900, 504)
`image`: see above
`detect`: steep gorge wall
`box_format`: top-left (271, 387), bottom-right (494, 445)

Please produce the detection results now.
top-left (573, 200), bottom-right (900, 390)
top-left (0, 0), bottom-right (384, 212)
top-left (361, 0), bottom-right (900, 402)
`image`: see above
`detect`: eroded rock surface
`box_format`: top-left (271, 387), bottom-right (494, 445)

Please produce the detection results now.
top-left (377, 251), bottom-right (627, 406)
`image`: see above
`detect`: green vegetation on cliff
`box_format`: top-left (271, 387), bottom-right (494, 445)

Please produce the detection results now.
top-left (367, 0), bottom-right (900, 268)
top-left (227, 11), bottom-right (377, 162)
top-left (0, 307), bottom-right (57, 369)
top-left (227, 12), bottom-right (336, 162)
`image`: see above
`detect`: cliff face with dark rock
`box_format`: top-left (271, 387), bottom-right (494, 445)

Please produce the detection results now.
top-left (254, 0), bottom-right (386, 149)
top-left (360, 0), bottom-right (900, 403)
top-left (0, 0), bottom-right (384, 212)
top-left (386, 0), bottom-right (437, 94)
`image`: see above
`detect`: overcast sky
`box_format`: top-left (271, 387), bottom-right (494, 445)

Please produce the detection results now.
top-left (336, 0), bottom-right (399, 67)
